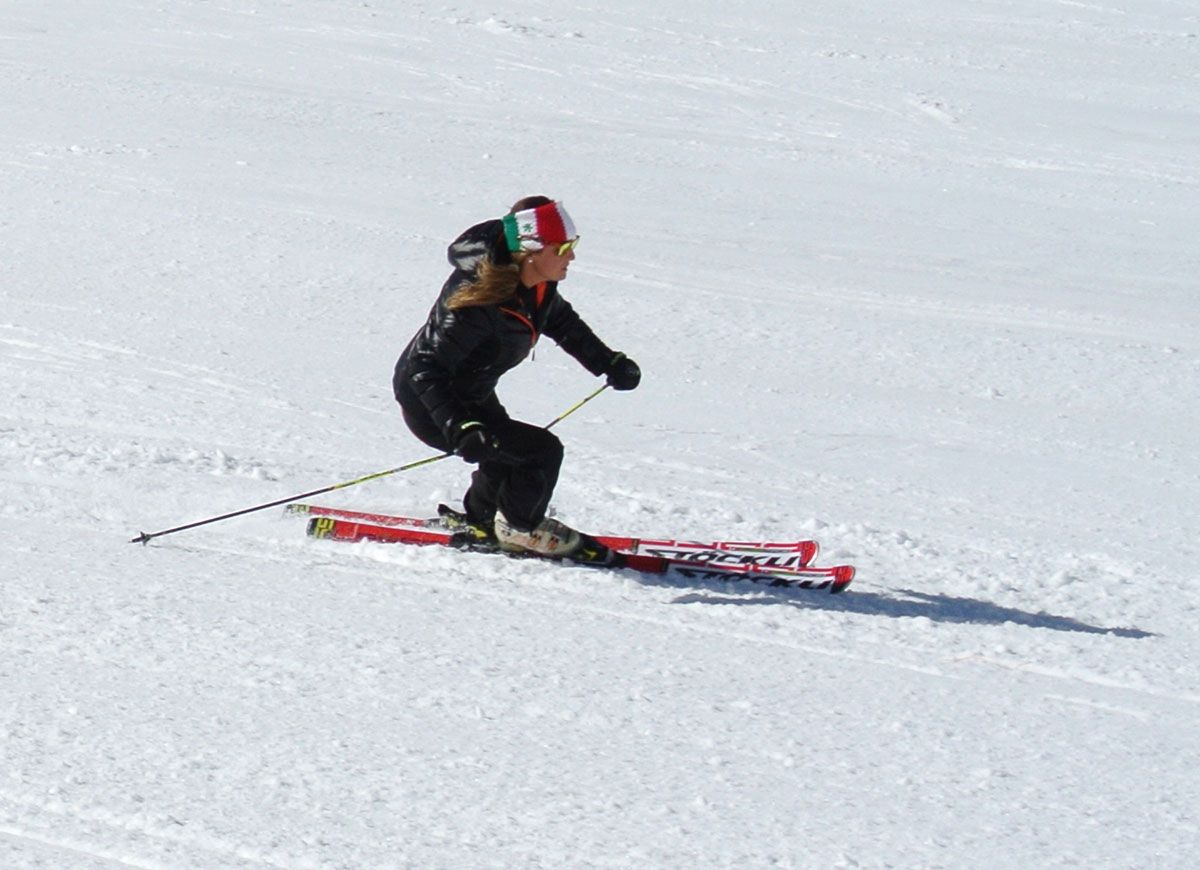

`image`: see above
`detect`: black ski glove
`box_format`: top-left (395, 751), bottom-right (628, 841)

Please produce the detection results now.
top-left (453, 421), bottom-right (500, 464)
top-left (606, 353), bottom-right (641, 391)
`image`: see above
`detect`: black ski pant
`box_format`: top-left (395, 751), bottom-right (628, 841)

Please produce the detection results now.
top-left (399, 393), bottom-right (563, 531)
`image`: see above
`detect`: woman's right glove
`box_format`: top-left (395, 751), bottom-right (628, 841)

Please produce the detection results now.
top-left (606, 353), bottom-right (641, 391)
top-left (453, 421), bottom-right (500, 463)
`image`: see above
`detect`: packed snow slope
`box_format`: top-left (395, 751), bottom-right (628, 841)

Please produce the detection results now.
top-left (3, 1), bottom-right (1198, 866)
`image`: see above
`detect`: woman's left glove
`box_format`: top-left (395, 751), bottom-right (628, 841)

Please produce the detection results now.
top-left (606, 353), bottom-right (641, 391)
top-left (453, 421), bottom-right (500, 464)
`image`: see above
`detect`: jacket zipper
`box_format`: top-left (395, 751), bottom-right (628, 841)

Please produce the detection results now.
top-left (499, 283), bottom-right (547, 352)
top-left (499, 307), bottom-right (538, 349)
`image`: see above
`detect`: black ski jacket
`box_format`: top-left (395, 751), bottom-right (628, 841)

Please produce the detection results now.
top-left (393, 219), bottom-right (615, 442)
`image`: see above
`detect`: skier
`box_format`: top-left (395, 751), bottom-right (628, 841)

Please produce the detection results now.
top-left (393, 197), bottom-right (641, 557)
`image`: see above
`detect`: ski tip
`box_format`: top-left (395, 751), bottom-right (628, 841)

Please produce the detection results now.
top-left (802, 540), bottom-right (820, 566)
top-left (830, 565), bottom-right (855, 593)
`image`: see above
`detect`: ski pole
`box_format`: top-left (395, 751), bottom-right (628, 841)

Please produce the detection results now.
top-left (129, 384), bottom-right (610, 545)
top-left (544, 383), bottom-right (609, 429)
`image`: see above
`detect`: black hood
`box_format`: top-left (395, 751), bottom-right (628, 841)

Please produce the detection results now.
top-left (446, 219), bottom-right (514, 272)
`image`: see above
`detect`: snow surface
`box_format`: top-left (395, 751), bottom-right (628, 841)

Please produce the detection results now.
top-left (3, 1), bottom-right (1199, 866)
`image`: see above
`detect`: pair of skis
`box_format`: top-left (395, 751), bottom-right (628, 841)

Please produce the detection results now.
top-left (288, 503), bottom-right (854, 593)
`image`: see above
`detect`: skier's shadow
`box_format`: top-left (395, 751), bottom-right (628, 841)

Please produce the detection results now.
top-left (669, 585), bottom-right (1156, 638)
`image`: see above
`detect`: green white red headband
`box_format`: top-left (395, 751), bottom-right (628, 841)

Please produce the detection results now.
top-left (501, 201), bottom-right (578, 252)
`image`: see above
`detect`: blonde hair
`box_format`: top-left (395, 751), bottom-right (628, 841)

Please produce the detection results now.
top-left (446, 252), bottom-right (529, 310)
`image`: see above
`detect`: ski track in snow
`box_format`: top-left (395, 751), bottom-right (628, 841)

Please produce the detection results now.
top-left (3, 0), bottom-right (1199, 866)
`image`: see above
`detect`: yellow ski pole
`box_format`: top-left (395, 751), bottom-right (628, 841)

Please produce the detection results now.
top-left (130, 385), bottom-right (610, 545)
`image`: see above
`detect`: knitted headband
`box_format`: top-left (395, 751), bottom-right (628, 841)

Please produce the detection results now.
top-left (501, 201), bottom-right (577, 252)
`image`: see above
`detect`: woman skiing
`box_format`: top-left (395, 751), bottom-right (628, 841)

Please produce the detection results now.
top-left (393, 197), bottom-right (641, 557)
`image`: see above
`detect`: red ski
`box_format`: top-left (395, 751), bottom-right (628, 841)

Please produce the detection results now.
top-left (303, 515), bottom-right (854, 593)
top-left (286, 502), bottom-right (820, 564)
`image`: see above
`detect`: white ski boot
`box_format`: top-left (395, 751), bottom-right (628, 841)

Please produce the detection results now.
top-left (494, 511), bottom-right (582, 557)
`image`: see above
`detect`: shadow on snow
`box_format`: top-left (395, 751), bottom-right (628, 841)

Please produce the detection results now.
top-left (668, 584), bottom-right (1156, 639)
